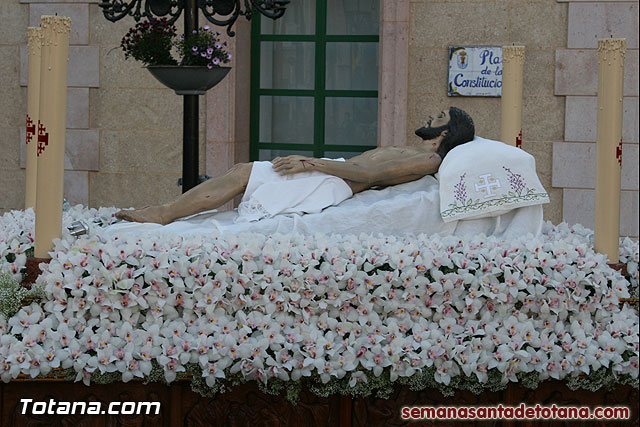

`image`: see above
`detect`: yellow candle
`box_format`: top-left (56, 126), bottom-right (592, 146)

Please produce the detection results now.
top-left (25, 27), bottom-right (42, 210)
top-left (34, 16), bottom-right (71, 259)
top-left (500, 45), bottom-right (525, 147)
top-left (594, 38), bottom-right (626, 264)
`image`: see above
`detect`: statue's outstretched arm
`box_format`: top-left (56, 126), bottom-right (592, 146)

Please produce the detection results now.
top-left (272, 154), bottom-right (441, 184)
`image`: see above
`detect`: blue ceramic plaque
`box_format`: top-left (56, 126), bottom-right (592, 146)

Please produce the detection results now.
top-left (448, 46), bottom-right (502, 97)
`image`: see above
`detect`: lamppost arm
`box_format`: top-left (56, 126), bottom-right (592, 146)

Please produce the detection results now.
top-left (99, 0), bottom-right (288, 36)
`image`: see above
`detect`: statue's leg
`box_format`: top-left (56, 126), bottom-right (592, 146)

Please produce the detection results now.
top-left (115, 162), bottom-right (253, 224)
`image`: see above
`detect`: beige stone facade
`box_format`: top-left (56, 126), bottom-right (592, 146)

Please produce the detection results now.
top-left (0, 0), bottom-right (637, 237)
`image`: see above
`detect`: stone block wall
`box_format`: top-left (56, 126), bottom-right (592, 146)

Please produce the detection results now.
top-left (0, 0), bottom-right (207, 214)
top-left (407, 0), bottom-right (569, 226)
top-left (0, 0), bottom-right (29, 212)
top-left (554, 0), bottom-right (639, 238)
top-left (19, 1), bottom-right (101, 207)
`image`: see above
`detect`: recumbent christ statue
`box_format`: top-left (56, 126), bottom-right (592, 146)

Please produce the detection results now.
top-left (115, 107), bottom-right (475, 225)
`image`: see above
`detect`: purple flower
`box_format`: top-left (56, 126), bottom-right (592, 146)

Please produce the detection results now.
top-left (201, 52), bottom-right (207, 57)
top-left (192, 46), bottom-right (198, 52)
top-left (192, 30), bottom-right (197, 34)
top-left (206, 47), bottom-right (213, 55)
top-left (502, 166), bottom-right (526, 196)
top-left (212, 57), bottom-right (220, 65)
top-left (207, 63), bottom-right (213, 69)
top-left (203, 25), bottom-right (210, 30)
top-left (214, 42), bottom-right (222, 49)
top-left (454, 173), bottom-right (467, 204)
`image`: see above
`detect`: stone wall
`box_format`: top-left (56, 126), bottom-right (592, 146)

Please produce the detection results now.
top-left (1, 0), bottom-right (206, 214)
top-left (553, 0), bottom-right (639, 238)
top-left (0, 0), bottom-right (28, 212)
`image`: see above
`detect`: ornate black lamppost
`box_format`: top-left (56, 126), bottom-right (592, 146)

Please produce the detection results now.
top-left (98, 0), bottom-right (288, 192)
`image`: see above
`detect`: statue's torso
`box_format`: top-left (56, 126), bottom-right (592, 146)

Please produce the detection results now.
top-left (344, 145), bottom-right (437, 192)
top-left (347, 145), bottom-right (425, 164)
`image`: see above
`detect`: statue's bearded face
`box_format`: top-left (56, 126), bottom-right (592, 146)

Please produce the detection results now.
top-left (415, 110), bottom-right (450, 140)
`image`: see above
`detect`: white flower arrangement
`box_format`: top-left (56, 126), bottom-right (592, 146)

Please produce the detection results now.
top-left (0, 206), bottom-right (637, 399)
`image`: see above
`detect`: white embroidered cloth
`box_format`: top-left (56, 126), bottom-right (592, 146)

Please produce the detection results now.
top-left (438, 136), bottom-right (550, 222)
top-left (236, 160), bottom-right (353, 222)
top-left (106, 175), bottom-right (544, 239)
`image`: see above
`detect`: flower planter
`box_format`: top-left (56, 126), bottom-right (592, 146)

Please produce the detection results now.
top-left (146, 65), bottom-right (231, 95)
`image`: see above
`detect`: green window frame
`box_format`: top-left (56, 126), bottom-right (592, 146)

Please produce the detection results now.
top-left (249, 2), bottom-right (379, 161)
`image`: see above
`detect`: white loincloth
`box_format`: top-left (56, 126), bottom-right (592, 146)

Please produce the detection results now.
top-left (236, 161), bottom-right (353, 222)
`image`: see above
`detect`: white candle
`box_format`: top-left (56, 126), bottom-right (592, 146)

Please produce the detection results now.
top-left (594, 38), bottom-right (626, 264)
top-left (34, 16), bottom-right (71, 259)
top-left (500, 45), bottom-right (525, 147)
top-left (25, 27), bottom-right (42, 210)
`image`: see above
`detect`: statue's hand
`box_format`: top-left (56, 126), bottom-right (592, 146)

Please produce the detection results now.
top-left (272, 155), bottom-right (317, 175)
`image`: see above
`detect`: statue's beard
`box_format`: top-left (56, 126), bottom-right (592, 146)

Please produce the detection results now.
top-left (415, 124), bottom-right (448, 140)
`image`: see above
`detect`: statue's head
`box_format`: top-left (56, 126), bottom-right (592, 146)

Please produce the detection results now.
top-left (415, 107), bottom-right (475, 160)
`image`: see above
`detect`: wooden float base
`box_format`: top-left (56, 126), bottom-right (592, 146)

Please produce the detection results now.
top-left (1, 381), bottom-right (637, 426)
top-left (22, 257), bottom-right (51, 289)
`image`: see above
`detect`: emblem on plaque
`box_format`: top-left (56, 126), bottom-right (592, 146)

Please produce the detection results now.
top-left (457, 50), bottom-right (468, 69)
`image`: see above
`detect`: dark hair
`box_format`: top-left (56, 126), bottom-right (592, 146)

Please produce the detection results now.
top-left (436, 107), bottom-right (475, 160)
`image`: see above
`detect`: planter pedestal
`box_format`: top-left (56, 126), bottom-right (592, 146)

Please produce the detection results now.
top-left (145, 66), bottom-right (231, 192)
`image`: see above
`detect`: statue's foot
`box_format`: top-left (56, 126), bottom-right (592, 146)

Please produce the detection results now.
top-left (115, 205), bottom-right (168, 225)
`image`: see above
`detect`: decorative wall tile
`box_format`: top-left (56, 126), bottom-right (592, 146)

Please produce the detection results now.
top-left (29, 3), bottom-right (89, 45)
top-left (568, 2), bottom-right (638, 49)
top-left (20, 45), bottom-right (99, 87)
top-left (555, 49), bottom-right (638, 96)
top-left (20, 129), bottom-right (99, 170)
top-left (565, 96), bottom-right (639, 143)
top-left (552, 142), bottom-right (638, 190)
top-left (0, 3), bottom-right (28, 45)
top-left (563, 189), bottom-right (639, 237)
top-left (64, 170), bottom-right (88, 206)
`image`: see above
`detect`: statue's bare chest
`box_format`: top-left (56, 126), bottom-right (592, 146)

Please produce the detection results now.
top-left (366, 147), bottom-right (417, 161)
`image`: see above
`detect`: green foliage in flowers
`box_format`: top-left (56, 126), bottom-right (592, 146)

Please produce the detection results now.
top-left (0, 273), bottom-right (42, 320)
top-left (174, 26), bottom-right (232, 69)
top-left (120, 20), bottom-right (232, 69)
top-left (120, 18), bottom-right (178, 66)
top-left (49, 360), bottom-right (639, 404)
